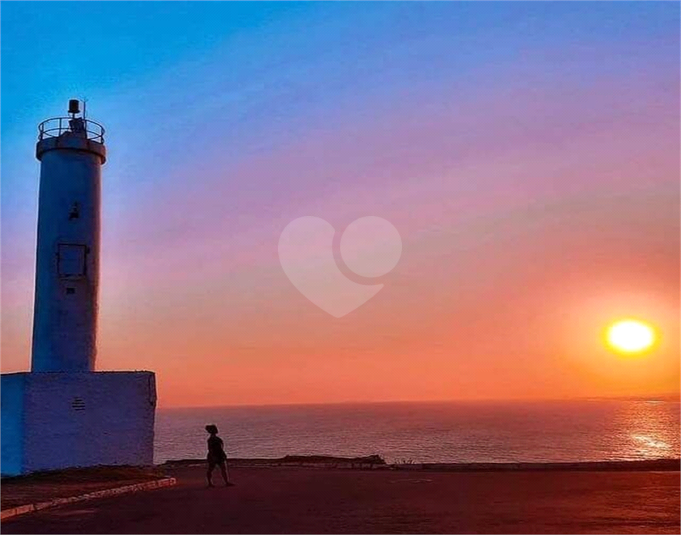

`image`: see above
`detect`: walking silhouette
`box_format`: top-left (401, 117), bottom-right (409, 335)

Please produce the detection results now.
top-left (205, 424), bottom-right (233, 487)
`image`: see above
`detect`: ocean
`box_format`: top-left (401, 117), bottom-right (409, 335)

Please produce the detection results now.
top-left (154, 399), bottom-right (680, 464)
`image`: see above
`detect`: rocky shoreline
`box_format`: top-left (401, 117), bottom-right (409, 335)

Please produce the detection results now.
top-left (162, 455), bottom-right (680, 472)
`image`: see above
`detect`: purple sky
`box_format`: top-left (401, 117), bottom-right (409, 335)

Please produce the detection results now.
top-left (2, 2), bottom-right (679, 406)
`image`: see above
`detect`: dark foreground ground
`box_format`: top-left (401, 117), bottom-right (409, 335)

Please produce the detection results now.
top-left (3, 466), bottom-right (680, 534)
top-left (1, 466), bottom-right (165, 510)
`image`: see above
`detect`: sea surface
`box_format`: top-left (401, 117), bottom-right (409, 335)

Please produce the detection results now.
top-left (154, 399), bottom-right (680, 464)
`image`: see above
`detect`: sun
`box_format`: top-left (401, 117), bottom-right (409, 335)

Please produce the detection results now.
top-left (605, 319), bottom-right (657, 355)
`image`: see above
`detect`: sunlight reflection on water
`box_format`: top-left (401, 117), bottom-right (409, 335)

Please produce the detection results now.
top-left (614, 400), bottom-right (677, 460)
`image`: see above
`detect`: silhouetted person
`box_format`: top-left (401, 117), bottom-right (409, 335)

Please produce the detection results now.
top-left (205, 424), bottom-right (233, 487)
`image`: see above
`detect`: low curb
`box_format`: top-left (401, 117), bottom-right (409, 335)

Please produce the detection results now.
top-left (1, 476), bottom-right (176, 521)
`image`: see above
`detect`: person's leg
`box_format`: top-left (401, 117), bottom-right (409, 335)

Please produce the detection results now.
top-left (219, 462), bottom-right (231, 485)
top-left (207, 463), bottom-right (215, 487)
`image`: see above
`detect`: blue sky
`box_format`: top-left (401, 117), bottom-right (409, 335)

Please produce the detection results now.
top-left (2, 2), bottom-right (679, 405)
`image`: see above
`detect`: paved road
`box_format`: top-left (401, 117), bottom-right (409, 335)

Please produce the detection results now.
top-left (3, 467), bottom-right (680, 533)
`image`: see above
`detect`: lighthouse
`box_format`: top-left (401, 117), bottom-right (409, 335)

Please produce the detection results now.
top-left (32, 99), bottom-right (104, 372)
top-left (1, 101), bottom-right (157, 476)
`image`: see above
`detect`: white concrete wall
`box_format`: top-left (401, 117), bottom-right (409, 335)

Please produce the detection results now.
top-left (1, 373), bottom-right (26, 476)
top-left (1, 371), bottom-right (156, 475)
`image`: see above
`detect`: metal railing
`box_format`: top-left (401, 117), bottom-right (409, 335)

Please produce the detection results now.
top-left (38, 117), bottom-right (105, 144)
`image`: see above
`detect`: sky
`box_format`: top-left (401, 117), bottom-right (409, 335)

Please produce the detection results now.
top-left (1, 2), bottom-right (679, 407)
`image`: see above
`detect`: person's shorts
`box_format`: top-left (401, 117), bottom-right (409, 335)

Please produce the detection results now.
top-left (207, 455), bottom-right (226, 468)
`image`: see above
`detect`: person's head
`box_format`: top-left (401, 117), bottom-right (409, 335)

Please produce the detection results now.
top-left (205, 424), bottom-right (219, 436)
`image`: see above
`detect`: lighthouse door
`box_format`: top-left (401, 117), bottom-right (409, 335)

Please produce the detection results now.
top-left (58, 244), bottom-right (87, 278)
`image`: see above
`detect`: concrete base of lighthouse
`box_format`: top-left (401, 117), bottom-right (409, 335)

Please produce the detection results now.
top-left (1, 371), bottom-right (156, 476)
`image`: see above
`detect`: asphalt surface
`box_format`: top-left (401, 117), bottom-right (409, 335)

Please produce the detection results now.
top-left (3, 466), bottom-right (679, 533)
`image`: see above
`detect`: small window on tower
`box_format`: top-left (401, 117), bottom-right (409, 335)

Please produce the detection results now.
top-left (66, 287), bottom-right (76, 295)
top-left (58, 244), bottom-right (86, 278)
top-left (68, 203), bottom-right (80, 220)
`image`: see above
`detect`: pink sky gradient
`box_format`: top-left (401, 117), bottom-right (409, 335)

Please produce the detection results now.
top-left (2, 3), bottom-right (678, 407)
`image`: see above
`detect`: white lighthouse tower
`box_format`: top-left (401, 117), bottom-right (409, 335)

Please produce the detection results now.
top-left (1, 101), bottom-right (157, 476)
top-left (32, 99), bottom-right (104, 372)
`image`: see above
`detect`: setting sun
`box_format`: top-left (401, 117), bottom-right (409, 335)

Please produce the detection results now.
top-left (606, 319), bottom-right (657, 355)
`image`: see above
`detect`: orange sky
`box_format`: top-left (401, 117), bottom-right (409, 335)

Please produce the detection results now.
top-left (2, 3), bottom-right (679, 407)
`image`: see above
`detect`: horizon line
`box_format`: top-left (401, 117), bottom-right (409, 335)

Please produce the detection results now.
top-left (156, 393), bottom-right (681, 411)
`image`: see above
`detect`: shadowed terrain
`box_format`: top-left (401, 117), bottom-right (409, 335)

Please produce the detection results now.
top-left (3, 466), bottom-right (679, 534)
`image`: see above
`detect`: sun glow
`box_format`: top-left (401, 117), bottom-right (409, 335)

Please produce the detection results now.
top-left (606, 319), bottom-right (657, 355)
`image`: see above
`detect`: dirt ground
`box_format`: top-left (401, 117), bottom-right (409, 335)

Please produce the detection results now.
top-left (1, 466), bottom-right (165, 510)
